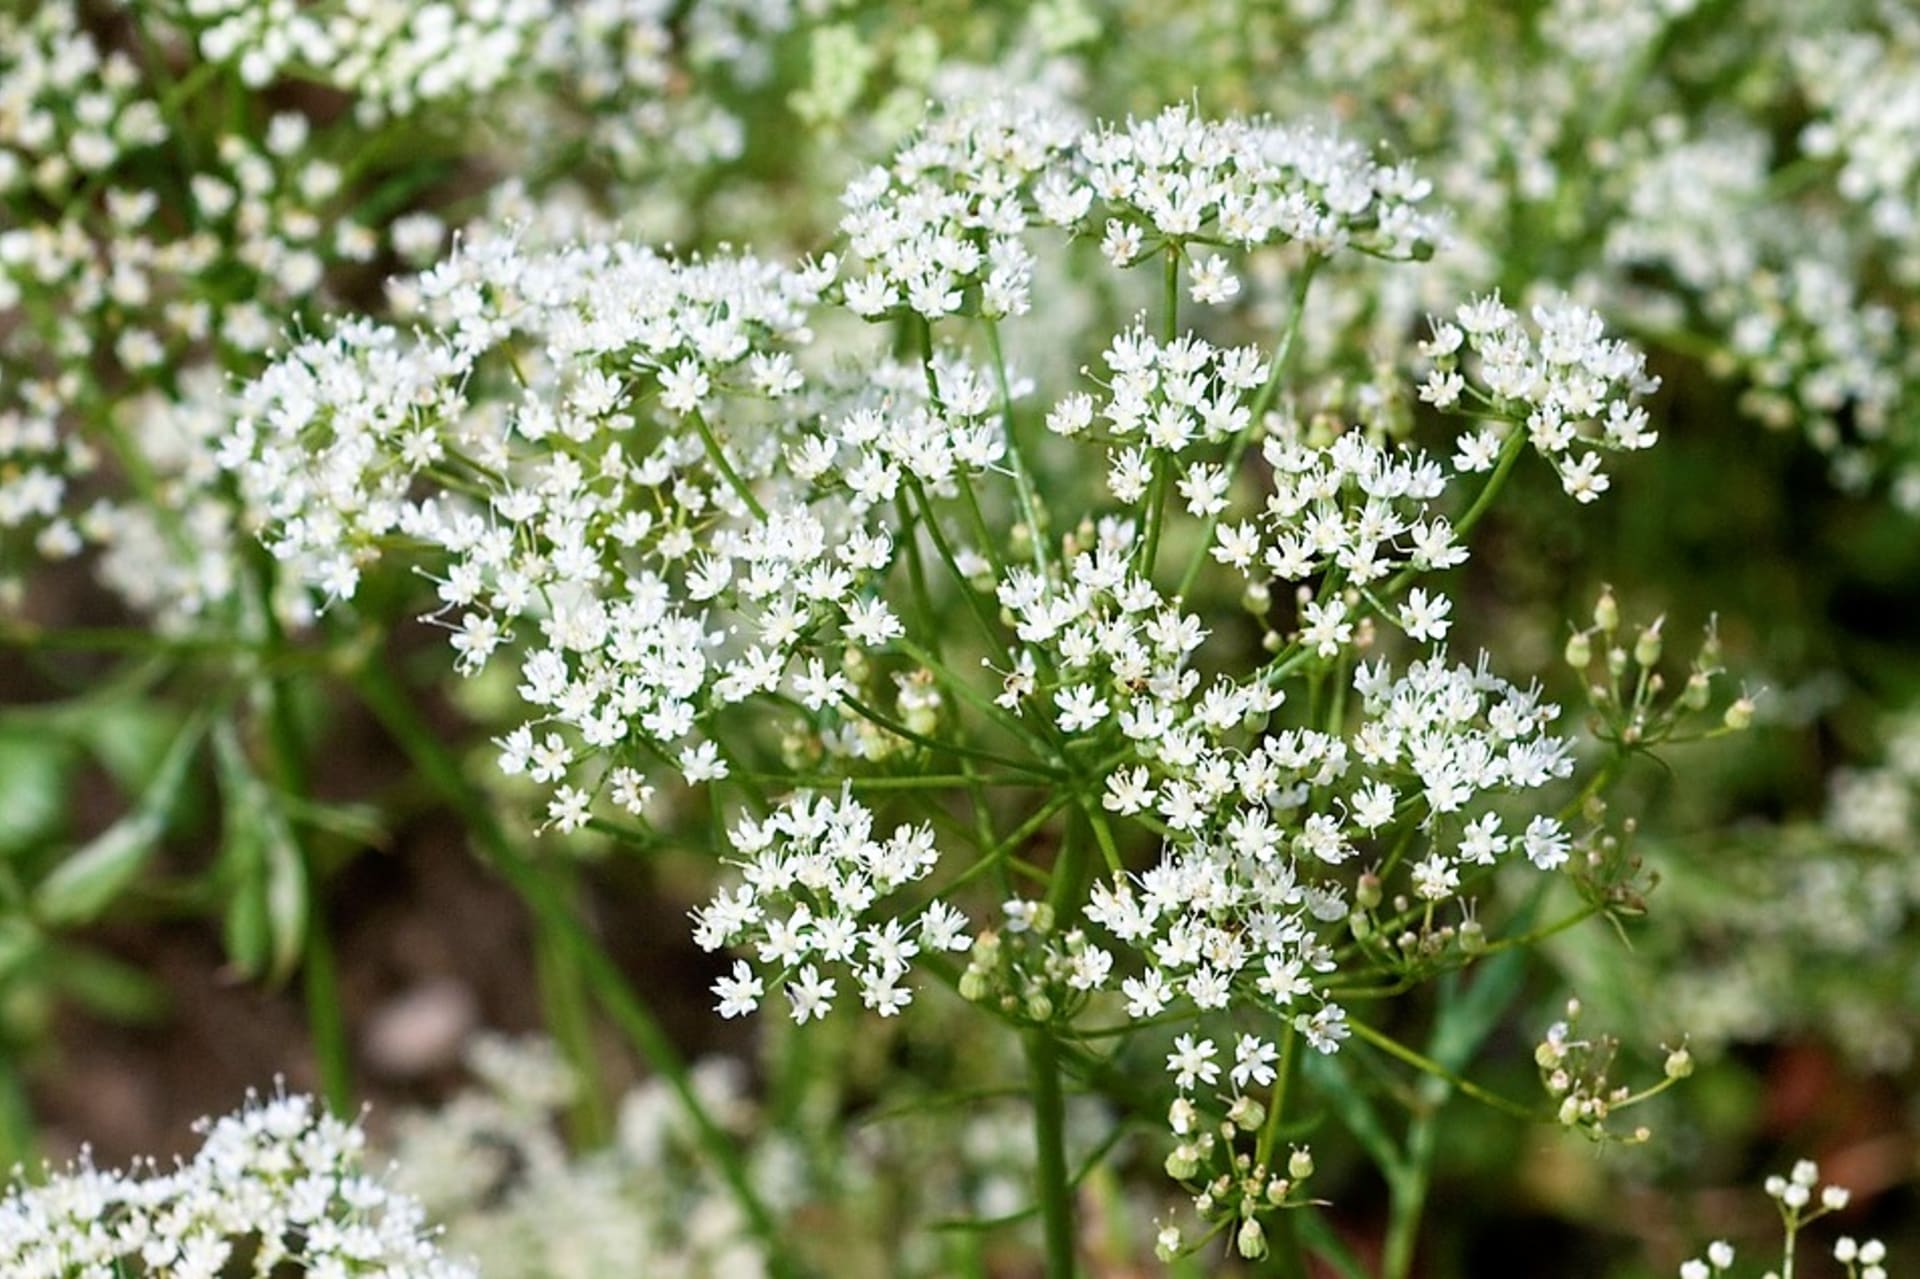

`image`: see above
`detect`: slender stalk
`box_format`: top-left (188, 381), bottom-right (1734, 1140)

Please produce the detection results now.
top-left (1024, 1028), bottom-right (1078, 1279)
top-left (253, 571), bottom-right (354, 1117)
top-left (1381, 1102), bottom-right (1437, 1279)
top-left (1257, 1023), bottom-right (1309, 1279)
top-left (906, 478), bottom-right (1015, 666)
top-left (0, 1039), bottom-right (36, 1169)
top-left (1346, 1017), bottom-right (1537, 1121)
top-left (1451, 423), bottom-right (1529, 541)
top-left (688, 409), bottom-right (767, 521)
top-left (301, 916), bottom-right (353, 1116)
top-left (534, 885), bottom-right (612, 1147)
top-left (981, 317), bottom-right (1052, 581)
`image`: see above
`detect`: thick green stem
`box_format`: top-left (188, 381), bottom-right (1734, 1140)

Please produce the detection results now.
top-left (1025, 1028), bottom-right (1078, 1279)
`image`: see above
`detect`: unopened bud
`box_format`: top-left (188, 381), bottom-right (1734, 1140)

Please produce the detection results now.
top-left (1288, 1147), bottom-right (1315, 1180)
top-left (1594, 589), bottom-right (1619, 632)
top-left (1459, 916), bottom-right (1486, 954)
top-left (1724, 697), bottom-right (1754, 731)
top-left (1682, 670), bottom-right (1711, 710)
top-left (1356, 871), bottom-right (1382, 910)
top-left (1634, 620), bottom-right (1663, 668)
top-left (1236, 1217), bottom-right (1268, 1261)
top-left (1664, 1046), bottom-right (1693, 1079)
top-left (1564, 630), bottom-right (1592, 669)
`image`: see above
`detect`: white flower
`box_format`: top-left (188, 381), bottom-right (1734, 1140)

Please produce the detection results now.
top-left (1166, 1034), bottom-right (1220, 1090)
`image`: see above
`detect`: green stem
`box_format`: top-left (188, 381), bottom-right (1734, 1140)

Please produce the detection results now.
top-left (906, 479), bottom-right (1015, 666)
top-left (1025, 1028), bottom-right (1078, 1279)
top-left (689, 409), bottom-right (767, 521)
top-left (981, 317), bottom-right (1053, 582)
top-left (254, 570), bottom-right (353, 1116)
top-left (301, 918), bottom-right (353, 1116)
top-left (1452, 424), bottom-right (1529, 541)
top-left (1346, 1018), bottom-right (1537, 1121)
top-left (534, 880), bottom-right (612, 1147)
top-left (1382, 1102), bottom-right (1436, 1279)
top-left (0, 1042), bottom-right (37, 1169)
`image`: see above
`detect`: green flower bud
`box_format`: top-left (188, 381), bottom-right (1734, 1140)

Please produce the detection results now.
top-left (1236, 1217), bottom-right (1268, 1261)
top-left (1724, 696), bottom-right (1754, 731)
top-left (1664, 1046), bottom-right (1694, 1079)
top-left (1682, 670), bottom-right (1711, 710)
top-left (1288, 1147), bottom-right (1315, 1180)
top-left (1564, 630), bottom-right (1592, 669)
top-left (1634, 622), bottom-right (1663, 668)
top-left (1356, 871), bottom-right (1382, 910)
top-left (1459, 916), bottom-right (1486, 954)
top-left (1594, 588), bottom-right (1619, 632)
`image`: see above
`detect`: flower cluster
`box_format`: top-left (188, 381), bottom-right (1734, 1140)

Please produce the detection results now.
top-left (0, 1092), bottom-right (473, 1279)
top-left (1680, 1160), bottom-right (1889, 1279)
top-left (228, 237), bottom-right (883, 828)
top-left (1422, 295), bottom-right (1660, 502)
top-left (839, 97), bottom-right (1444, 325)
top-left (691, 791), bottom-right (969, 1022)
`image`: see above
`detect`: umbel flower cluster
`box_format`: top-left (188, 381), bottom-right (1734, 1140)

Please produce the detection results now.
top-left (6, 1), bottom-right (1906, 1275)
top-left (220, 91), bottom-right (1709, 1257)
top-left (0, 1093), bottom-right (472, 1279)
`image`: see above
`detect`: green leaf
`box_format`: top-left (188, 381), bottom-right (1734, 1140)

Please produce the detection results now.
top-left (45, 943), bottom-right (168, 1022)
top-left (34, 713), bottom-right (207, 926)
top-left (213, 726), bottom-right (307, 984)
top-left (1296, 1206), bottom-right (1373, 1279)
top-left (0, 731), bottom-right (75, 857)
top-left (74, 700), bottom-right (181, 796)
top-left (1303, 1048), bottom-right (1404, 1176)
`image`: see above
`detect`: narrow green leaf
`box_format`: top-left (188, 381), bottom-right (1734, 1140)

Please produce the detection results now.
top-left (34, 714), bottom-right (206, 926)
top-left (0, 732), bottom-right (74, 857)
top-left (1303, 1047), bottom-right (1404, 1176)
top-left (45, 944), bottom-right (168, 1022)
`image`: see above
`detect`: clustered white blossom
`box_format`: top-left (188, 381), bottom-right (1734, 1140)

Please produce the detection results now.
top-left (839, 97), bottom-right (1444, 325)
top-left (227, 237), bottom-right (886, 830)
top-left (690, 790), bottom-right (971, 1021)
top-left (0, 1093), bottom-right (473, 1279)
top-left (1422, 295), bottom-right (1660, 502)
